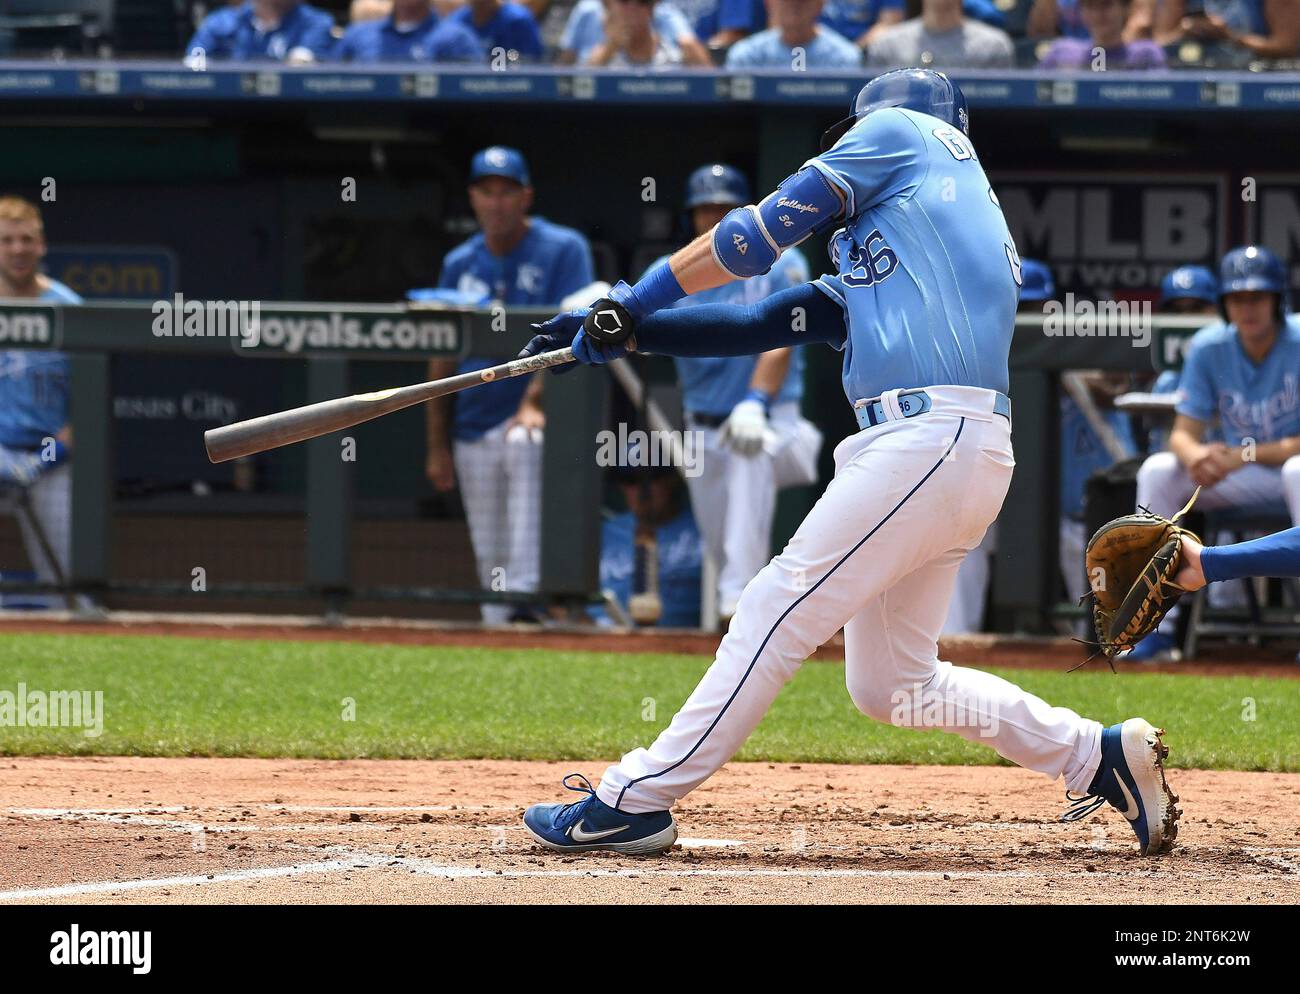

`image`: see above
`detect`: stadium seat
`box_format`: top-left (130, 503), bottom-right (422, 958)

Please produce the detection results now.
top-left (1182, 505), bottom-right (1300, 659)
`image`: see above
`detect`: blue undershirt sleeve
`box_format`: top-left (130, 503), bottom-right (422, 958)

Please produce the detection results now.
top-left (1199, 527), bottom-right (1300, 584)
top-left (634, 282), bottom-right (846, 357)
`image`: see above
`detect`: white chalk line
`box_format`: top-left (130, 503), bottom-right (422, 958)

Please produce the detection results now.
top-left (2, 840), bottom-right (1294, 903)
top-left (11, 810), bottom-right (395, 835)
top-left (0, 856), bottom-right (395, 902)
top-left (262, 804), bottom-right (518, 813)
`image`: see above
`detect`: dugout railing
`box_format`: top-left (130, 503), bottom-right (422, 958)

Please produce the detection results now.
top-left (0, 300), bottom-right (1209, 630)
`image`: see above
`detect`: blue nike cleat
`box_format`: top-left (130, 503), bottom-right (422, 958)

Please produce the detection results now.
top-left (523, 774), bottom-right (678, 855)
top-left (1063, 718), bottom-right (1181, 856)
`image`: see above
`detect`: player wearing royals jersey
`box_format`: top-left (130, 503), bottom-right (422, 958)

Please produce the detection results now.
top-left (518, 69), bottom-right (1180, 858)
top-left (655, 163), bottom-right (821, 623)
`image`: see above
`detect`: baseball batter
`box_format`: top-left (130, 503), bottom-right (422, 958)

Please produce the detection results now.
top-left (519, 69), bottom-right (1180, 857)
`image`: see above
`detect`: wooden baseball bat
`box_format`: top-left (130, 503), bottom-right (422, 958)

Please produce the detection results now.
top-left (204, 347), bottom-right (575, 464)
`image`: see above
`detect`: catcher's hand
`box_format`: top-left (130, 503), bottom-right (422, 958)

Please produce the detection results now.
top-left (1078, 487), bottom-right (1202, 670)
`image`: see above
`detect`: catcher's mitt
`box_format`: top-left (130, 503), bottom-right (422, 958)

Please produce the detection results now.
top-left (1076, 487), bottom-right (1202, 671)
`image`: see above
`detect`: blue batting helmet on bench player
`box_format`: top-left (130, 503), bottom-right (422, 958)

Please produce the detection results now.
top-left (685, 164), bottom-right (750, 209)
top-left (822, 68), bottom-right (969, 150)
top-left (1217, 245), bottom-right (1289, 322)
top-left (1158, 265), bottom-right (1218, 310)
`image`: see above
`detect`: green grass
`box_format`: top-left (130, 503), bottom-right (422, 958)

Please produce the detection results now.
top-left (0, 633), bottom-right (1297, 771)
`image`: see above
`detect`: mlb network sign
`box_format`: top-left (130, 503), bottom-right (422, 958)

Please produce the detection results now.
top-left (994, 172), bottom-right (1228, 295)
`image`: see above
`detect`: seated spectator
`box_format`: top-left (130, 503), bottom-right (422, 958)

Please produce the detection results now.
top-left (1028, 0), bottom-right (1090, 36)
top-left (820, 0), bottom-right (904, 52)
top-left (447, 0), bottom-right (545, 59)
top-left (185, 0), bottom-right (335, 64)
top-left (727, 0), bottom-right (862, 66)
top-left (351, 0), bottom-right (395, 21)
top-left (866, 0), bottom-right (1014, 68)
top-left (584, 0), bottom-right (714, 66)
top-left (334, 0), bottom-right (485, 61)
top-left (0, 196), bottom-right (82, 611)
top-left (1039, 0), bottom-right (1165, 68)
top-left (1155, 0), bottom-right (1300, 59)
top-left (821, 0), bottom-right (904, 51)
top-left (527, 0), bottom-right (582, 52)
top-left (558, 0), bottom-right (710, 63)
top-left (1029, 0), bottom-right (1159, 38)
top-left (671, 0), bottom-right (768, 48)
top-left (960, 0), bottom-right (1009, 28)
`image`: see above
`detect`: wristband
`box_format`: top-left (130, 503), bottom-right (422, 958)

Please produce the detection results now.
top-left (621, 259), bottom-right (686, 319)
top-left (742, 388), bottom-right (772, 412)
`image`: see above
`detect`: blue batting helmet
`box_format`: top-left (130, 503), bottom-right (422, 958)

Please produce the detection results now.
top-left (822, 69), bottom-right (969, 150)
top-left (1158, 265), bottom-right (1218, 310)
top-left (1019, 258), bottom-right (1055, 303)
top-left (1217, 245), bottom-right (1288, 322)
top-left (684, 164), bottom-right (750, 209)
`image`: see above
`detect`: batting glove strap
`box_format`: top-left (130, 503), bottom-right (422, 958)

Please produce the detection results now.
top-left (583, 288), bottom-right (637, 346)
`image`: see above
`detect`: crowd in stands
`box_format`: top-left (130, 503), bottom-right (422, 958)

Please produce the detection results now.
top-left (180, 0), bottom-right (1300, 69)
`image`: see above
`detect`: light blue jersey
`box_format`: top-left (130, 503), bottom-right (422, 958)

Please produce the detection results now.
top-left (437, 217), bottom-right (594, 440)
top-left (1059, 396), bottom-right (1135, 520)
top-left (648, 249), bottom-right (809, 418)
top-left (0, 279), bottom-right (82, 449)
top-left (1176, 317), bottom-right (1300, 447)
top-left (807, 107), bottom-right (1020, 404)
top-left (724, 26), bottom-right (862, 69)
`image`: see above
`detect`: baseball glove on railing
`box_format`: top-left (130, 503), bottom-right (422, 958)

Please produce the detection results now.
top-left (1074, 487), bottom-right (1202, 671)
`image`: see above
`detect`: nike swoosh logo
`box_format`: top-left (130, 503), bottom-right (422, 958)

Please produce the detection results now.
top-left (1115, 774), bottom-right (1141, 821)
top-left (568, 820), bottom-right (630, 843)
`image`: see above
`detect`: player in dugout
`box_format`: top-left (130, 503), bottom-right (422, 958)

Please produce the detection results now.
top-left (423, 146), bottom-right (596, 624)
top-left (648, 163), bottom-right (822, 626)
top-left (0, 196), bottom-right (84, 611)
top-left (1130, 245), bottom-right (1300, 660)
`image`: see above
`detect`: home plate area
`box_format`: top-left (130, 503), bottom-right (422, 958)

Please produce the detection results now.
top-left (2, 757), bottom-right (1297, 905)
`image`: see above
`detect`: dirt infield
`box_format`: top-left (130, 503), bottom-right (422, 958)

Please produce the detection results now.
top-left (2, 757), bottom-right (1297, 905)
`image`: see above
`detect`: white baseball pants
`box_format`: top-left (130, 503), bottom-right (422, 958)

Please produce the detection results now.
top-left (452, 420), bottom-right (543, 625)
top-left (685, 403), bottom-right (807, 616)
top-left (1136, 450), bottom-right (1300, 523)
top-left (597, 387), bottom-right (1103, 813)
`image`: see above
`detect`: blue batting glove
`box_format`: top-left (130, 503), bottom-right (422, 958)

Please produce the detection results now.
top-left (520, 307), bottom-right (588, 374)
top-left (571, 328), bottom-right (632, 366)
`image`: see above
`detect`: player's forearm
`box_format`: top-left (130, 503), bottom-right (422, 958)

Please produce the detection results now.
top-left (749, 348), bottom-right (792, 398)
top-left (634, 283), bottom-right (842, 358)
top-left (1248, 436), bottom-right (1300, 466)
top-left (1168, 423), bottom-right (1205, 466)
top-left (668, 231), bottom-right (737, 296)
top-left (1200, 527), bottom-right (1300, 583)
top-left (1230, 31), bottom-right (1300, 58)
